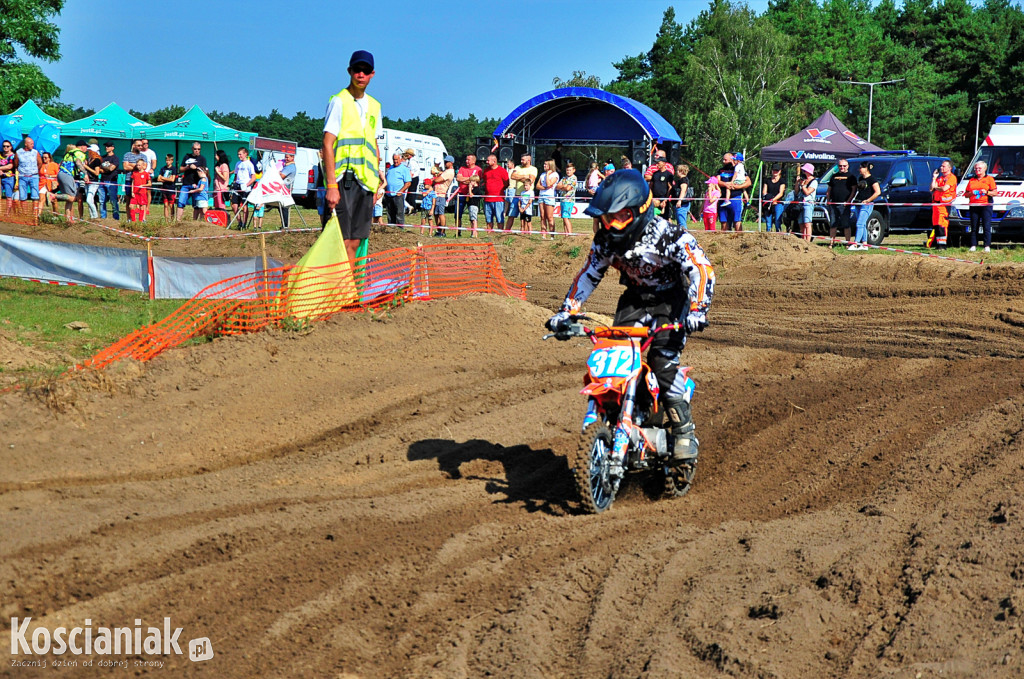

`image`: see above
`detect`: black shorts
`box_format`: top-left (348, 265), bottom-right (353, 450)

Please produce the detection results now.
top-left (321, 182), bottom-right (373, 240)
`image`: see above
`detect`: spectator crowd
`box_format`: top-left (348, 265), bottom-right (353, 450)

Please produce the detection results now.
top-left (0, 135), bottom-right (296, 228)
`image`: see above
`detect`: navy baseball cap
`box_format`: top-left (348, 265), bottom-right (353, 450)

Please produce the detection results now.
top-left (349, 50), bottom-right (374, 70)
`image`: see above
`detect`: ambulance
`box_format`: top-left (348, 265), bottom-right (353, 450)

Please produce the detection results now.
top-left (950, 114), bottom-right (1024, 243)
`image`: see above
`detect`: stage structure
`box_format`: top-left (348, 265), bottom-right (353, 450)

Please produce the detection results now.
top-left (489, 87), bottom-right (682, 170)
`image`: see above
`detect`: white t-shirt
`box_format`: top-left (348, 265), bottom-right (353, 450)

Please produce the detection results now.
top-left (142, 148), bottom-right (158, 171)
top-left (323, 92), bottom-right (382, 192)
top-left (803, 179), bottom-right (818, 204)
top-left (235, 159), bottom-right (255, 191)
top-left (732, 162), bottom-right (747, 186)
top-left (323, 92), bottom-right (383, 140)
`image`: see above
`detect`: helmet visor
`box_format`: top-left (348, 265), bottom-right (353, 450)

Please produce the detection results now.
top-left (599, 207), bottom-right (634, 232)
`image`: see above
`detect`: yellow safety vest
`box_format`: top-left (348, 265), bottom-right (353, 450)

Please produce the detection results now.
top-left (330, 88), bottom-right (381, 193)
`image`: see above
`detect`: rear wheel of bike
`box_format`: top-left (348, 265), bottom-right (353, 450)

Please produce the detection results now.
top-left (572, 422), bottom-right (615, 514)
top-left (663, 461), bottom-right (697, 499)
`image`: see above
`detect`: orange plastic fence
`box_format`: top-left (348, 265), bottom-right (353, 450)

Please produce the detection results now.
top-left (0, 200), bottom-right (40, 226)
top-left (80, 242), bottom-right (525, 371)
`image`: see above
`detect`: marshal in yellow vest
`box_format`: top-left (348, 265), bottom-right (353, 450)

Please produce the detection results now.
top-left (330, 88), bottom-right (381, 193)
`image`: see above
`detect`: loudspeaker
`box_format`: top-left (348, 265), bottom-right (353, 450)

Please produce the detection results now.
top-left (475, 137), bottom-right (494, 162)
top-left (662, 141), bottom-right (681, 165)
top-left (498, 137), bottom-right (515, 164)
top-left (630, 139), bottom-right (650, 167)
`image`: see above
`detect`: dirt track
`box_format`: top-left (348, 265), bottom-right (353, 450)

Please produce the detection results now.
top-left (3, 228), bottom-right (1024, 677)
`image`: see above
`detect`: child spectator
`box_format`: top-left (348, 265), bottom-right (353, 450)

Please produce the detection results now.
top-left (190, 168), bottom-right (210, 220)
top-left (129, 159), bottom-right (152, 222)
top-left (157, 154), bottom-right (176, 220)
top-left (420, 179), bottom-right (435, 230)
top-left (703, 176), bottom-right (720, 231)
top-left (519, 186), bottom-right (534, 233)
top-left (373, 190), bottom-right (384, 226)
top-left (39, 152), bottom-right (59, 212)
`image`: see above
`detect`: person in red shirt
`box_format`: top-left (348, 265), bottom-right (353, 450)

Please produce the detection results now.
top-left (964, 160), bottom-right (998, 252)
top-left (929, 160), bottom-right (957, 249)
top-left (455, 154), bottom-right (484, 237)
top-left (480, 153), bottom-right (509, 232)
top-left (129, 159), bottom-right (152, 222)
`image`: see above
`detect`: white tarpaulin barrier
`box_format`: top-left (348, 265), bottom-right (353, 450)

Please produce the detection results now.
top-left (0, 233), bottom-right (148, 292)
top-left (0, 233), bottom-right (286, 299)
top-left (152, 256), bottom-right (283, 299)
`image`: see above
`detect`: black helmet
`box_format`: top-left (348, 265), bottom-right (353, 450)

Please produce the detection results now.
top-left (584, 169), bottom-right (654, 247)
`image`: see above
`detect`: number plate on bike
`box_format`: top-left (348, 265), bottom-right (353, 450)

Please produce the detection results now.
top-left (587, 344), bottom-right (640, 379)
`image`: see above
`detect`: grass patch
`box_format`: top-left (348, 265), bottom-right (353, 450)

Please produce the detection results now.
top-left (0, 278), bottom-right (182, 372)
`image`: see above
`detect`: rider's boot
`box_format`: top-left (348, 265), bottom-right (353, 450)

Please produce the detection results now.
top-left (663, 396), bottom-right (699, 464)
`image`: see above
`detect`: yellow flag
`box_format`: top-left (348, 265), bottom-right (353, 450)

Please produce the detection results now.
top-left (279, 215), bottom-right (359, 319)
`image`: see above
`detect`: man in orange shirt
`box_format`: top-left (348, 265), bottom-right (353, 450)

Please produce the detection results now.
top-left (929, 160), bottom-right (957, 249)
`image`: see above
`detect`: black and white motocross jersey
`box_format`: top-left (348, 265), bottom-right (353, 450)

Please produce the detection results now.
top-left (562, 215), bottom-right (715, 314)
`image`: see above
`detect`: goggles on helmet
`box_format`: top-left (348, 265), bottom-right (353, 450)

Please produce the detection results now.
top-left (599, 207), bottom-right (635, 232)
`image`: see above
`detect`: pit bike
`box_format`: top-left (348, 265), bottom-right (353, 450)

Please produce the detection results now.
top-left (545, 316), bottom-right (697, 514)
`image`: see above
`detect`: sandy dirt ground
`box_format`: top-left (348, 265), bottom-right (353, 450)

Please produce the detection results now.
top-left (3, 222), bottom-right (1024, 678)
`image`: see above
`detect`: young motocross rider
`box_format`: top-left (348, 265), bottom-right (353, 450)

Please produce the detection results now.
top-left (546, 169), bottom-right (716, 465)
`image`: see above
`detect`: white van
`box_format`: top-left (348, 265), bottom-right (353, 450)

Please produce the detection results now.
top-left (377, 128), bottom-right (448, 193)
top-left (951, 114), bottom-right (1024, 242)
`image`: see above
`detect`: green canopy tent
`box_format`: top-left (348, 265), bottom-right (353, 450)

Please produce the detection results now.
top-left (60, 102), bottom-right (153, 158)
top-left (140, 105), bottom-right (256, 171)
top-left (5, 99), bottom-right (65, 135)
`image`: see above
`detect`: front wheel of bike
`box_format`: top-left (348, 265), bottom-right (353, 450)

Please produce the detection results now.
top-left (572, 422), bottom-right (616, 514)
top-left (663, 461), bottom-right (697, 499)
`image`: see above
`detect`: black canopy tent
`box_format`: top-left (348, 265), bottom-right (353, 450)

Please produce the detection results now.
top-left (760, 110), bottom-right (883, 162)
top-left (756, 111), bottom-right (882, 229)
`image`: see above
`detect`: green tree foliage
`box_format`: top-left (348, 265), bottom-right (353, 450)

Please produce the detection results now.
top-left (552, 71), bottom-right (603, 88)
top-left (611, 0), bottom-right (1024, 171)
top-left (0, 0), bottom-right (64, 111)
top-left (382, 113), bottom-right (502, 161)
top-left (610, 2), bottom-right (797, 174)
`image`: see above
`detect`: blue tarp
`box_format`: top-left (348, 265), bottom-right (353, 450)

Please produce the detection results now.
top-left (493, 88), bottom-right (681, 144)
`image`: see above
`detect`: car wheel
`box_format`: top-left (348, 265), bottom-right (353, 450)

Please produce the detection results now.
top-left (865, 210), bottom-right (887, 246)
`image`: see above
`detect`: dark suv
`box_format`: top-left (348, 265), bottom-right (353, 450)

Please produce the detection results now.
top-left (783, 152), bottom-right (951, 245)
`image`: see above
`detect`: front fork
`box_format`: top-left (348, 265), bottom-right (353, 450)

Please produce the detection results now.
top-left (581, 389), bottom-right (635, 484)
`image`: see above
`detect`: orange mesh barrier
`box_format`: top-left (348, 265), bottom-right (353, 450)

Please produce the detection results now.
top-left (0, 199), bottom-right (40, 226)
top-left (79, 243), bottom-right (525, 371)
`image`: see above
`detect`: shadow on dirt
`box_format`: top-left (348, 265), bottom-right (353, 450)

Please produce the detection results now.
top-left (408, 439), bottom-right (576, 515)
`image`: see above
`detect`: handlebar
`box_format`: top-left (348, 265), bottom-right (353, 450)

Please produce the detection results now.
top-left (543, 314), bottom-right (686, 342)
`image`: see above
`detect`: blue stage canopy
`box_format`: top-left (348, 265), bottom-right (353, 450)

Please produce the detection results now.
top-left (493, 88), bottom-right (681, 145)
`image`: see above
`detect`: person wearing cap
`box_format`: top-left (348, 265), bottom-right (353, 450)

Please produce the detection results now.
top-left (83, 144), bottom-right (105, 218)
top-left (98, 142), bottom-right (121, 220)
top-left (717, 152), bottom-right (749, 232)
top-left (431, 155), bottom-right (455, 236)
top-left (322, 49), bottom-right (385, 261)
top-left (401, 148), bottom-right (420, 208)
top-left (795, 162), bottom-right (818, 242)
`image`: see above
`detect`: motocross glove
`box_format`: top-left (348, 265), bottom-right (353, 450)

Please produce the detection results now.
top-left (685, 310), bottom-right (708, 333)
top-left (546, 310), bottom-right (572, 332)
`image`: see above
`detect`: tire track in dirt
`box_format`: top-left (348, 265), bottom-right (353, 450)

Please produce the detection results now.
top-left (4, 232), bottom-right (1024, 677)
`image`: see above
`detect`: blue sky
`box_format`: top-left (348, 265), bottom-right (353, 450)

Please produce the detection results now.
top-left (38, 0), bottom-right (768, 122)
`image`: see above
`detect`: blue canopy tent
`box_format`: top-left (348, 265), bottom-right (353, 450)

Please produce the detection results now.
top-left (493, 87), bottom-right (681, 167)
top-left (494, 87), bottom-right (681, 145)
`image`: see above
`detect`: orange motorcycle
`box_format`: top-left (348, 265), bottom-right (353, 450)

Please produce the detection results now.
top-left (546, 315), bottom-right (696, 514)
